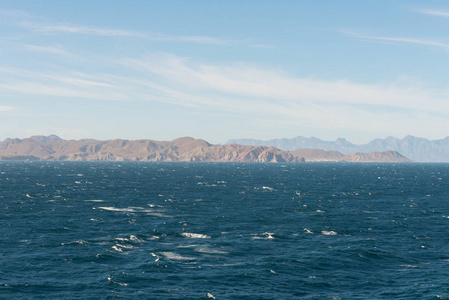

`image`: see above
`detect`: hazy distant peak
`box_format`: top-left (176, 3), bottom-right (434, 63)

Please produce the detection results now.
top-left (227, 135), bottom-right (449, 162)
top-left (171, 136), bottom-right (196, 145)
top-left (28, 135), bottom-right (63, 143)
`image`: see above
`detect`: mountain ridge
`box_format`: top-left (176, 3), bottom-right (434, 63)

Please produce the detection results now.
top-left (0, 135), bottom-right (414, 163)
top-left (227, 135), bottom-right (449, 162)
top-left (0, 136), bottom-right (303, 163)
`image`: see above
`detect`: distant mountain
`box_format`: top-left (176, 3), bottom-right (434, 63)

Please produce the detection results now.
top-left (290, 149), bottom-right (344, 162)
top-left (339, 151), bottom-right (411, 163)
top-left (0, 136), bottom-right (302, 163)
top-left (227, 136), bottom-right (449, 162)
top-left (28, 134), bottom-right (63, 143)
top-left (290, 149), bottom-right (411, 162)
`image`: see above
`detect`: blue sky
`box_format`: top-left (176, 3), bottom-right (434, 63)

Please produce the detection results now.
top-left (0, 0), bottom-right (448, 144)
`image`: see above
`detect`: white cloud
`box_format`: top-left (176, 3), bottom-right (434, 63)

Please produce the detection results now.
top-left (20, 21), bottom-right (229, 45)
top-left (0, 106), bottom-right (15, 112)
top-left (24, 44), bottom-right (77, 58)
top-left (25, 23), bottom-right (146, 37)
top-left (0, 9), bottom-right (29, 19)
top-left (120, 53), bottom-right (449, 114)
top-left (418, 9), bottom-right (449, 18)
top-left (340, 30), bottom-right (449, 50)
top-left (2, 53), bottom-right (449, 141)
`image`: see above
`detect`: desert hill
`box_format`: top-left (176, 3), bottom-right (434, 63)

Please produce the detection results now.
top-left (290, 149), bottom-right (411, 162)
top-left (0, 136), bottom-right (303, 163)
top-left (0, 135), bottom-right (412, 163)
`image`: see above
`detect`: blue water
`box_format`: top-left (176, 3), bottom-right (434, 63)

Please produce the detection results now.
top-left (1, 162), bottom-right (449, 299)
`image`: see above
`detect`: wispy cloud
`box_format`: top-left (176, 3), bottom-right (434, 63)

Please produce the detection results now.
top-left (0, 106), bottom-right (15, 112)
top-left (0, 9), bottom-right (29, 19)
top-left (24, 44), bottom-right (77, 58)
top-left (20, 21), bottom-right (228, 45)
top-left (418, 9), bottom-right (449, 18)
top-left (22, 22), bottom-right (146, 37)
top-left (2, 53), bottom-right (448, 139)
top-left (340, 30), bottom-right (449, 50)
top-left (120, 53), bottom-right (448, 113)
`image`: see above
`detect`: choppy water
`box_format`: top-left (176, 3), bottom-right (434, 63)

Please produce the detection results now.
top-left (1, 162), bottom-right (449, 299)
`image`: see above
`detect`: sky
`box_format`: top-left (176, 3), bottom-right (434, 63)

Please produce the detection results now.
top-left (0, 0), bottom-right (448, 144)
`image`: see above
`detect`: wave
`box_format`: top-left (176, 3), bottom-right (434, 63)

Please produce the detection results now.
top-left (97, 206), bottom-right (168, 217)
top-left (251, 232), bottom-right (275, 240)
top-left (160, 252), bottom-right (195, 260)
top-left (262, 186), bottom-right (274, 191)
top-left (321, 231), bottom-right (338, 235)
top-left (194, 248), bottom-right (228, 254)
top-left (181, 232), bottom-right (211, 239)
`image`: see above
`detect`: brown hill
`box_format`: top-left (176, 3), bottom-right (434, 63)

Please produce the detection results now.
top-left (290, 149), bottom-right (344, 161)
top-left (340, 151), bottom-right (412, 162)
top-left (0, 136), bottom-right (303, 163)
top-left (290, 148), bottom-right (411, 162)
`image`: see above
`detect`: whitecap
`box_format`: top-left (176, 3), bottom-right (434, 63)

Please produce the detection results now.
top-left (107, 276), bottom-right (128, 286)
top-left (116, 243), bottom-right (133, 249)
top-left (252, 232), bottom-right (275, 240)
top-left (181, 232), bottom-right (211, 239)
top-left (114, 237), bottom-right (129, 242)
top-left (150, 253), bottom-right (160, 262)
top-left (111, 246), bottom-right (123, 252)
top-left (97, 206), bottom-right (168, 217)
top-left (194, 248), bottom-right (228, 254)
top-left (321, 231), bottom-right (337, 235)
top-left (26, 194), bottom-right (32, 198)
top-left (206, 293), bottom-right (216, 299)
top-left (129, 235), bottom-right (142, 242)
top-left (160, 252), bottom-right (195, 260)
top-left (304, 228), bottom-right (313, 234)
top-left (262, 186), bottom-right (274, 191)
top-left (99, 207), bottom-right (138, 212)
top-left (263, 232), bottom-right (275, 239)
top-left (85, 200), bottom-right (104, 202)
top-left (61, 240), bottom-right (87, 246)
top-left (177, 245), bottom-right (199, 248)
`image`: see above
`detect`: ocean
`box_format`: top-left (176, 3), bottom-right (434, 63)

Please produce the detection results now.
top-left (1, 161), bottom-right (449, 299)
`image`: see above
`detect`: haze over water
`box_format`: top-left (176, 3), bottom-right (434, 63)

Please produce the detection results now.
top-left (2, 161), bottom-right (449, 299)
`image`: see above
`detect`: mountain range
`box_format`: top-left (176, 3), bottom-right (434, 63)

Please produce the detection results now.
top-left (0, 135), bottom-right (413, 163)
top-left (227, 135), bottom-right (449, 162)
top-left (0, 135), bottom-right (302, 163)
